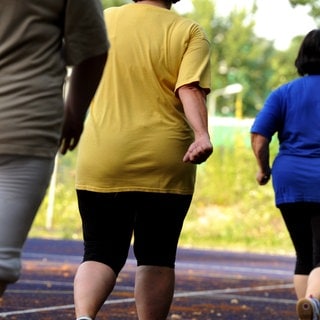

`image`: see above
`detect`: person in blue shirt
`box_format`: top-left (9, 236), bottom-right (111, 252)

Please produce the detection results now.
top-left (251, 29), bottom-right (320, 320)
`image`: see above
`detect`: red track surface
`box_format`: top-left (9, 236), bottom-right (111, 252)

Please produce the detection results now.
top-left (0, 238), bottom-right (297, 319)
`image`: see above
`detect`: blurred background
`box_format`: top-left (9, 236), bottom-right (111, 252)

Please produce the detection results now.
top-left (30, 0), bottom-right (319, 255)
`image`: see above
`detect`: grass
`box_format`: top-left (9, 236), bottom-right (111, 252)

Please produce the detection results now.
top-left (29, 119), bottom-right (294, 256)
top-left (179, 125), bottom-right (293, 255)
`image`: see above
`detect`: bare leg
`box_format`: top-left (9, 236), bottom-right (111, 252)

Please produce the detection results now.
top-left (305, 267), bottom-right (320, 299)
top-left (134, 265), bottom-right (174, 320)
top-left (296, 268), bottom-right (320, 318)
top-left (294, 274), bottom-right (308, 299)
top-left (74, 261), bottom-right (117, 319)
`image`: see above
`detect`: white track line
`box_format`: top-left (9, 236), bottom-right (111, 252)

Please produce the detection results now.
top-left (2, 251), bottom-right (292, 317)
top-left (22, 253), bottom-right (293, 279)
top-left (0, 283), bottom-right (294, 317)
top-left (15, 279), bottom-right (73, 287)
top-left (176, 261), bottom-right (292, 277)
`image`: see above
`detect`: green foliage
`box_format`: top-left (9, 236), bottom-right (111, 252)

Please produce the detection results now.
top-left (29, 122), bottom-right (293, 255)
top-left (31, 152), bottom-right (82, 240)
top-left (101, 0), bottom-right (129, 8)
top-left (289, 0), bottom-right (320, 23)
top-left (31, 0), bottom-right (298, 252)
top-left (29, 0), bottom-right (299, 253)
top-left (184, 0), bottom-right (283, 117)
top-left (99, 0), bottom-right (303, 117)
top-left (268, 35), bottom-right (302, 88)
top-left (179, 125), bottom-right (292, 254)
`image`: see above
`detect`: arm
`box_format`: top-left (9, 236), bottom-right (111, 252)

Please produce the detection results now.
top-left (177, 84), bottom-right (213, 164)
top-left (59, 52), bottom-right (108, 155)
top-left (251, 133), bottom-right (271, 185)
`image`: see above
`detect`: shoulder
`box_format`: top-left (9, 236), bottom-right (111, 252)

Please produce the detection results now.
top-left (174, 15), bottom-right (203, 31)
top-left (270, 78), bottom-right (301, 97)
top-left (170, 16), bottom-right (209, 45)
top-left (272, 77), bottom-right (306, 100)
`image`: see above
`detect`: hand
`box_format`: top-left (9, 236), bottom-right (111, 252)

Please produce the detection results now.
top-left (256, 171), bottom-right (271, 185)
top-left (59, 110), bottom-right (84, 155)
top-left (183, 135), bottom-right (213, 164)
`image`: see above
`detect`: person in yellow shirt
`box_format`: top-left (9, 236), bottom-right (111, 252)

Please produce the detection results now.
top-left (73, 1), bottom-right (213, 319)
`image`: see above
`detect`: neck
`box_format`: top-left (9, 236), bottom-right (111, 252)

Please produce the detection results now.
top-left (135, 1), bottom-right (171, 10)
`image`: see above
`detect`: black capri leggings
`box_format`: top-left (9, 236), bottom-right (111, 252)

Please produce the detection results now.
top-left (278, 202), bottom-right (320, 275)
top-left (76, 191), bottom-right (192, 276)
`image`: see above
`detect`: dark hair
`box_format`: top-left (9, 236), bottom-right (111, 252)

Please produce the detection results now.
top-left (133, 0), bottom-right (181, 3)
top-left (295, 29), bottom-right (320, 76)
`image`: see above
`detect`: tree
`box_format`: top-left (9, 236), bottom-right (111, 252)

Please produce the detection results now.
top-left (101, 0), bottom-right (128, 8)
top-left (184, 0), bottom-right (278, 116)
top-left (99, 0), bottom-right (298, 117)
top-left (268, 35), bottom-right (302, 93)
top-left (289, 0), bottom-right (320, 22)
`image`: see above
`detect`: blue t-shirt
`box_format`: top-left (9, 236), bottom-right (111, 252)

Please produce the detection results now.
top-left (251, 75), bottom-right (320, 206)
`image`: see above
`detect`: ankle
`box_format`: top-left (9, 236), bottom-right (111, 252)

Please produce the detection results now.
top-left (308, 295), bottom-right (320, 303)
top-left (76, 317), bottom-right (93, 320)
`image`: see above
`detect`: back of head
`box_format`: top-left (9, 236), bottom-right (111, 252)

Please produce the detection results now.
top-left (295, 29), bottom-right (320, 76)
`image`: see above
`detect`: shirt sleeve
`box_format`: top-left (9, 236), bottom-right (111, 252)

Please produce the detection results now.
top-left (63, 0), bottom-right (109, 66)
top-left (250, 88), bottom-right (284, 141)
top-left (175, 23), bottom-right (211, 93)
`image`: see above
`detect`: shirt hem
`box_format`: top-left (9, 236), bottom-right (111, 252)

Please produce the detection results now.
top-left (75, 184), bottom-right (194, 195)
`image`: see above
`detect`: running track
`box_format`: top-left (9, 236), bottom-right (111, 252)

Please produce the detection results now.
top-left (0, 238), bottom-right (297, 319)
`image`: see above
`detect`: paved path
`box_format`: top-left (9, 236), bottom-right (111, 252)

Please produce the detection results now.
top-left (0, 238), bottom-right (297, 319)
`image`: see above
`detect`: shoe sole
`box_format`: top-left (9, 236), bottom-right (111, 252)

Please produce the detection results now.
top-left (296, 298), bottom-right (315, 320)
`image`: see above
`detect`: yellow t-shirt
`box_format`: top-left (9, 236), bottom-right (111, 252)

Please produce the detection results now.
top-left (76, 3), bottom-right (211, 195)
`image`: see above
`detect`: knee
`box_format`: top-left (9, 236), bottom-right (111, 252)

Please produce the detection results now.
top-left (135, 252), bottom-right (175, 269)
top-left (83, 248), bottom-right (127, 276)
top-left (83, 257), bottom-right (125, 276)
top-left (0, 248), bottom-right (21, 283)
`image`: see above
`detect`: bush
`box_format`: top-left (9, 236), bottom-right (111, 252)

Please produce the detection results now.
top-left (30, 119), bottom-right (293, 255)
